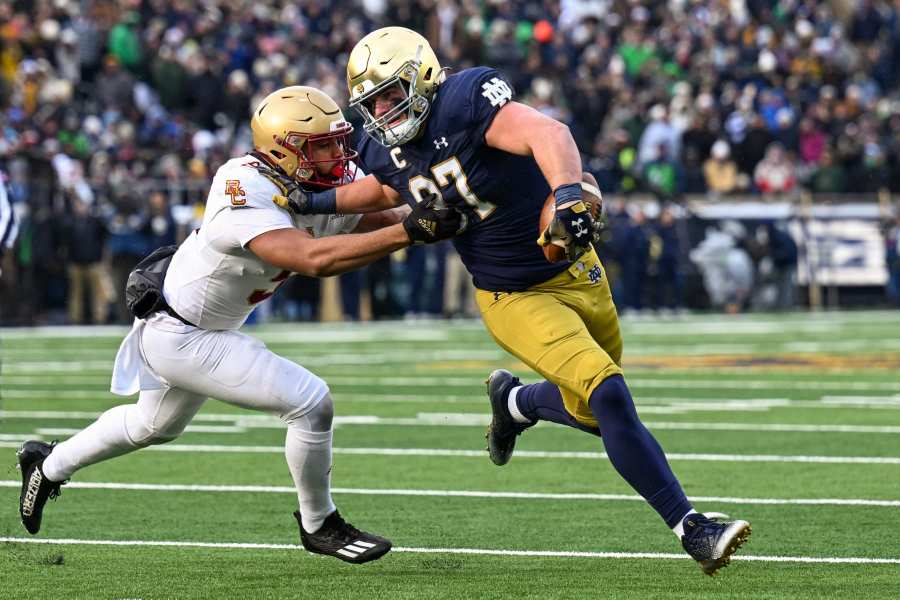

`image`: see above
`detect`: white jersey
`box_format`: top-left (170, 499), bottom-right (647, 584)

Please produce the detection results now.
top-left (162, 154), bottom-right (361, 330)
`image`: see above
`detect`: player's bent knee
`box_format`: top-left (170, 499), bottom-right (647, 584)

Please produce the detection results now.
top-left (283, 390), bottom-right (334, 432)
top-left (305, 392), bottom-right (334, 432)
top-left (587, 374), bottom-right (625, 408)
top-left (125, 409), bottom-right (187, 447)
top-left (127, 424), bottom-right (184, 447)
top-left (588, 374), bottom-right (641, 424)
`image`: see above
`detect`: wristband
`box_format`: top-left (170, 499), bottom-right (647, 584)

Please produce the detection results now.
top-left (307, 188), bottom-right (337, 214)
top-left (553, 183), bottom-right (582, 207)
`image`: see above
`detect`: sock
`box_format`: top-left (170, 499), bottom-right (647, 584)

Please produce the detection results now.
top-left (42, 405), bottom-right (141, 482)
top-left (516, 381), bottom-right (601, 436)
top-left (285, 426), bottom-right (336, 534)
top-left (671, 509), bottom-right (696, 538)
top-left (506, 386), bottom-right (531, 423)
top-left (588, 375), bottom-right (693, 528)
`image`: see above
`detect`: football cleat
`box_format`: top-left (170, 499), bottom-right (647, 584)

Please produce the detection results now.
top-left (484, 369), bottom-right (533, 466)
top-left (294, 510), bottom-right (392, 564)
top-left (17, 440), bottom-right (65, 535)
top-left (681, 513), bottom-right (752, 576)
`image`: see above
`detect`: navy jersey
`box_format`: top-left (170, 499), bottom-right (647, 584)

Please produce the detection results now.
top-left (356, 67), bottom-right (569, 292)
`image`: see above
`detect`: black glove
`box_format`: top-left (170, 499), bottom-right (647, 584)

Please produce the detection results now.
top-left (538, 183), bottom-right (598, 261)
top-left (254, 163), bottom-right (312, 214)
top-left (402, 196), bottom-right (467, 245)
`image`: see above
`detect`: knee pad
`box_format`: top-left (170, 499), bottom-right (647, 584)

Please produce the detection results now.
top-left (124, 405), bottom-right (186, 447)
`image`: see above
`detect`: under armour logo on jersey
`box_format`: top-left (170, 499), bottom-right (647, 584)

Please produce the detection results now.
top-left (481, 77), bottom-right (512, 107)
top-left (336, 539), bottom-right (378, 560)
top-left (433, 137), bottom-right (448, 149)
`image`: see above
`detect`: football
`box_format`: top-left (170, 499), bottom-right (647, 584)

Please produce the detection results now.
top-left (539, 172), bottom-right (603, 263)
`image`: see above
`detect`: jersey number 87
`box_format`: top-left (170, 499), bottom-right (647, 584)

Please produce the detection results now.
top-left (408, 156), bottom-right (496, 220)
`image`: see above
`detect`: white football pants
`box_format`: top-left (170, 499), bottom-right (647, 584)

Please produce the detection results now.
top-left (41, 321), bottom-right (337, 532)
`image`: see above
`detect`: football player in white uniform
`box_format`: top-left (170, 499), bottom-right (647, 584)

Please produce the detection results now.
top-left (16, 86), bottom-right (462, 564)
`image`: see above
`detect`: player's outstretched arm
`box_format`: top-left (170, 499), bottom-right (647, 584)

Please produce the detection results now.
top-left (263, 168), bottom-right (402, 216)
top-left (352, 205), bottom-right (411, 233)
top-left (334, 175), bottom-right (403, 214)
top-left (484, 102), bottom-right (582, 190)
top-left (248, 225), bottom-right (409, 277)
top-left (248, 200), bottom-right (461, 276)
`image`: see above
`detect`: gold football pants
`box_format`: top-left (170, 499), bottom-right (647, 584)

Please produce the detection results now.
top-left (476, 247), bottom-right (622, 428)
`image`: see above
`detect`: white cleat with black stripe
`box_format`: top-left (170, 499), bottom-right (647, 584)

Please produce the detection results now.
top-left (294, 510), bottom-right (391, 564)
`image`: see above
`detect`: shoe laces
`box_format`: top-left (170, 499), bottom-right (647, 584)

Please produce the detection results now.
top-left (42, 441), bottom-right (66, 500)
top-left (47, 481), bottom-right (64, 501)
top-left (325, 511), bottom-right (362, 541)
top-left (684, 514), bottom-right (723, 538)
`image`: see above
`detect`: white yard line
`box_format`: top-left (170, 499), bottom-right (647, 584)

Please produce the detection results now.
top-left (0, 391), bottom-right (484, 404)
top-left (0, 325), bottom-right (451, 342)
top-left (1, 480), bottom-right (897, 507)
top-left (0, 440), bottom-right (897, 464)
top-left (0, 536), bottom-right (897, 565)
top-left (4, 373), bottom-right (900, 392)
top-left (33, 425), bottom-right (247, 436)
top-left (642, 421), bottom-right (900, 434)
top-left (5, 409), bottom-right (900, 434)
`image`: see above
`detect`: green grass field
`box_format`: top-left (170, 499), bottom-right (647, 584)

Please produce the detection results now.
top-left (1, 311), bottom-right (899, 599)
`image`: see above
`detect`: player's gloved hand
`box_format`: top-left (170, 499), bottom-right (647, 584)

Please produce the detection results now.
top-left (402, 194), bottom-right (468, 245)
top-left (253, 163), bottom-right (312, 213)
top-left (538, 183), bottom-right (596, 261)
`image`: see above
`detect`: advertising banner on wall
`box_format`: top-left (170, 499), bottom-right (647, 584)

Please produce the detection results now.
top-left (687, 201), bottom-right (889, 287)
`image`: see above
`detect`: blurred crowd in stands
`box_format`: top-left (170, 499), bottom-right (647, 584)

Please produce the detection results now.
top-left (1, 0), bottom-right (900, 325)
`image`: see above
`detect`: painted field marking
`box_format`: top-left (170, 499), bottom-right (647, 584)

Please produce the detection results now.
top-left (5, 410), bottom-right (900, 434)
top-left (1, 480), bottom-right (897, 508)
top-left (1, 537), bottom-right (898, 565)
top-left (4, 372), bottom-right (900, 392)
top-left (0, 441), bottom-right (897, 464)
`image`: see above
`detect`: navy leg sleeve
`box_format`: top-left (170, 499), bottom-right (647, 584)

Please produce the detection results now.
top-left (588, 375), bottom-right (692, 527)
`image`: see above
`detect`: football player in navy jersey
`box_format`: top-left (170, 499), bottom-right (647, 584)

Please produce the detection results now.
top-left (276, 26), bottom-right (750, 575)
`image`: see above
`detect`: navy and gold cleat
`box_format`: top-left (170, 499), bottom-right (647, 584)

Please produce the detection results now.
top-left (294, 510), bottom-right (392, 564)
top-left (17, 440), bottom-right (65, 535)
top-left (484, 369), bottom-right (533, 466)
top-left (681, 513), bottom-right (752, 576)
